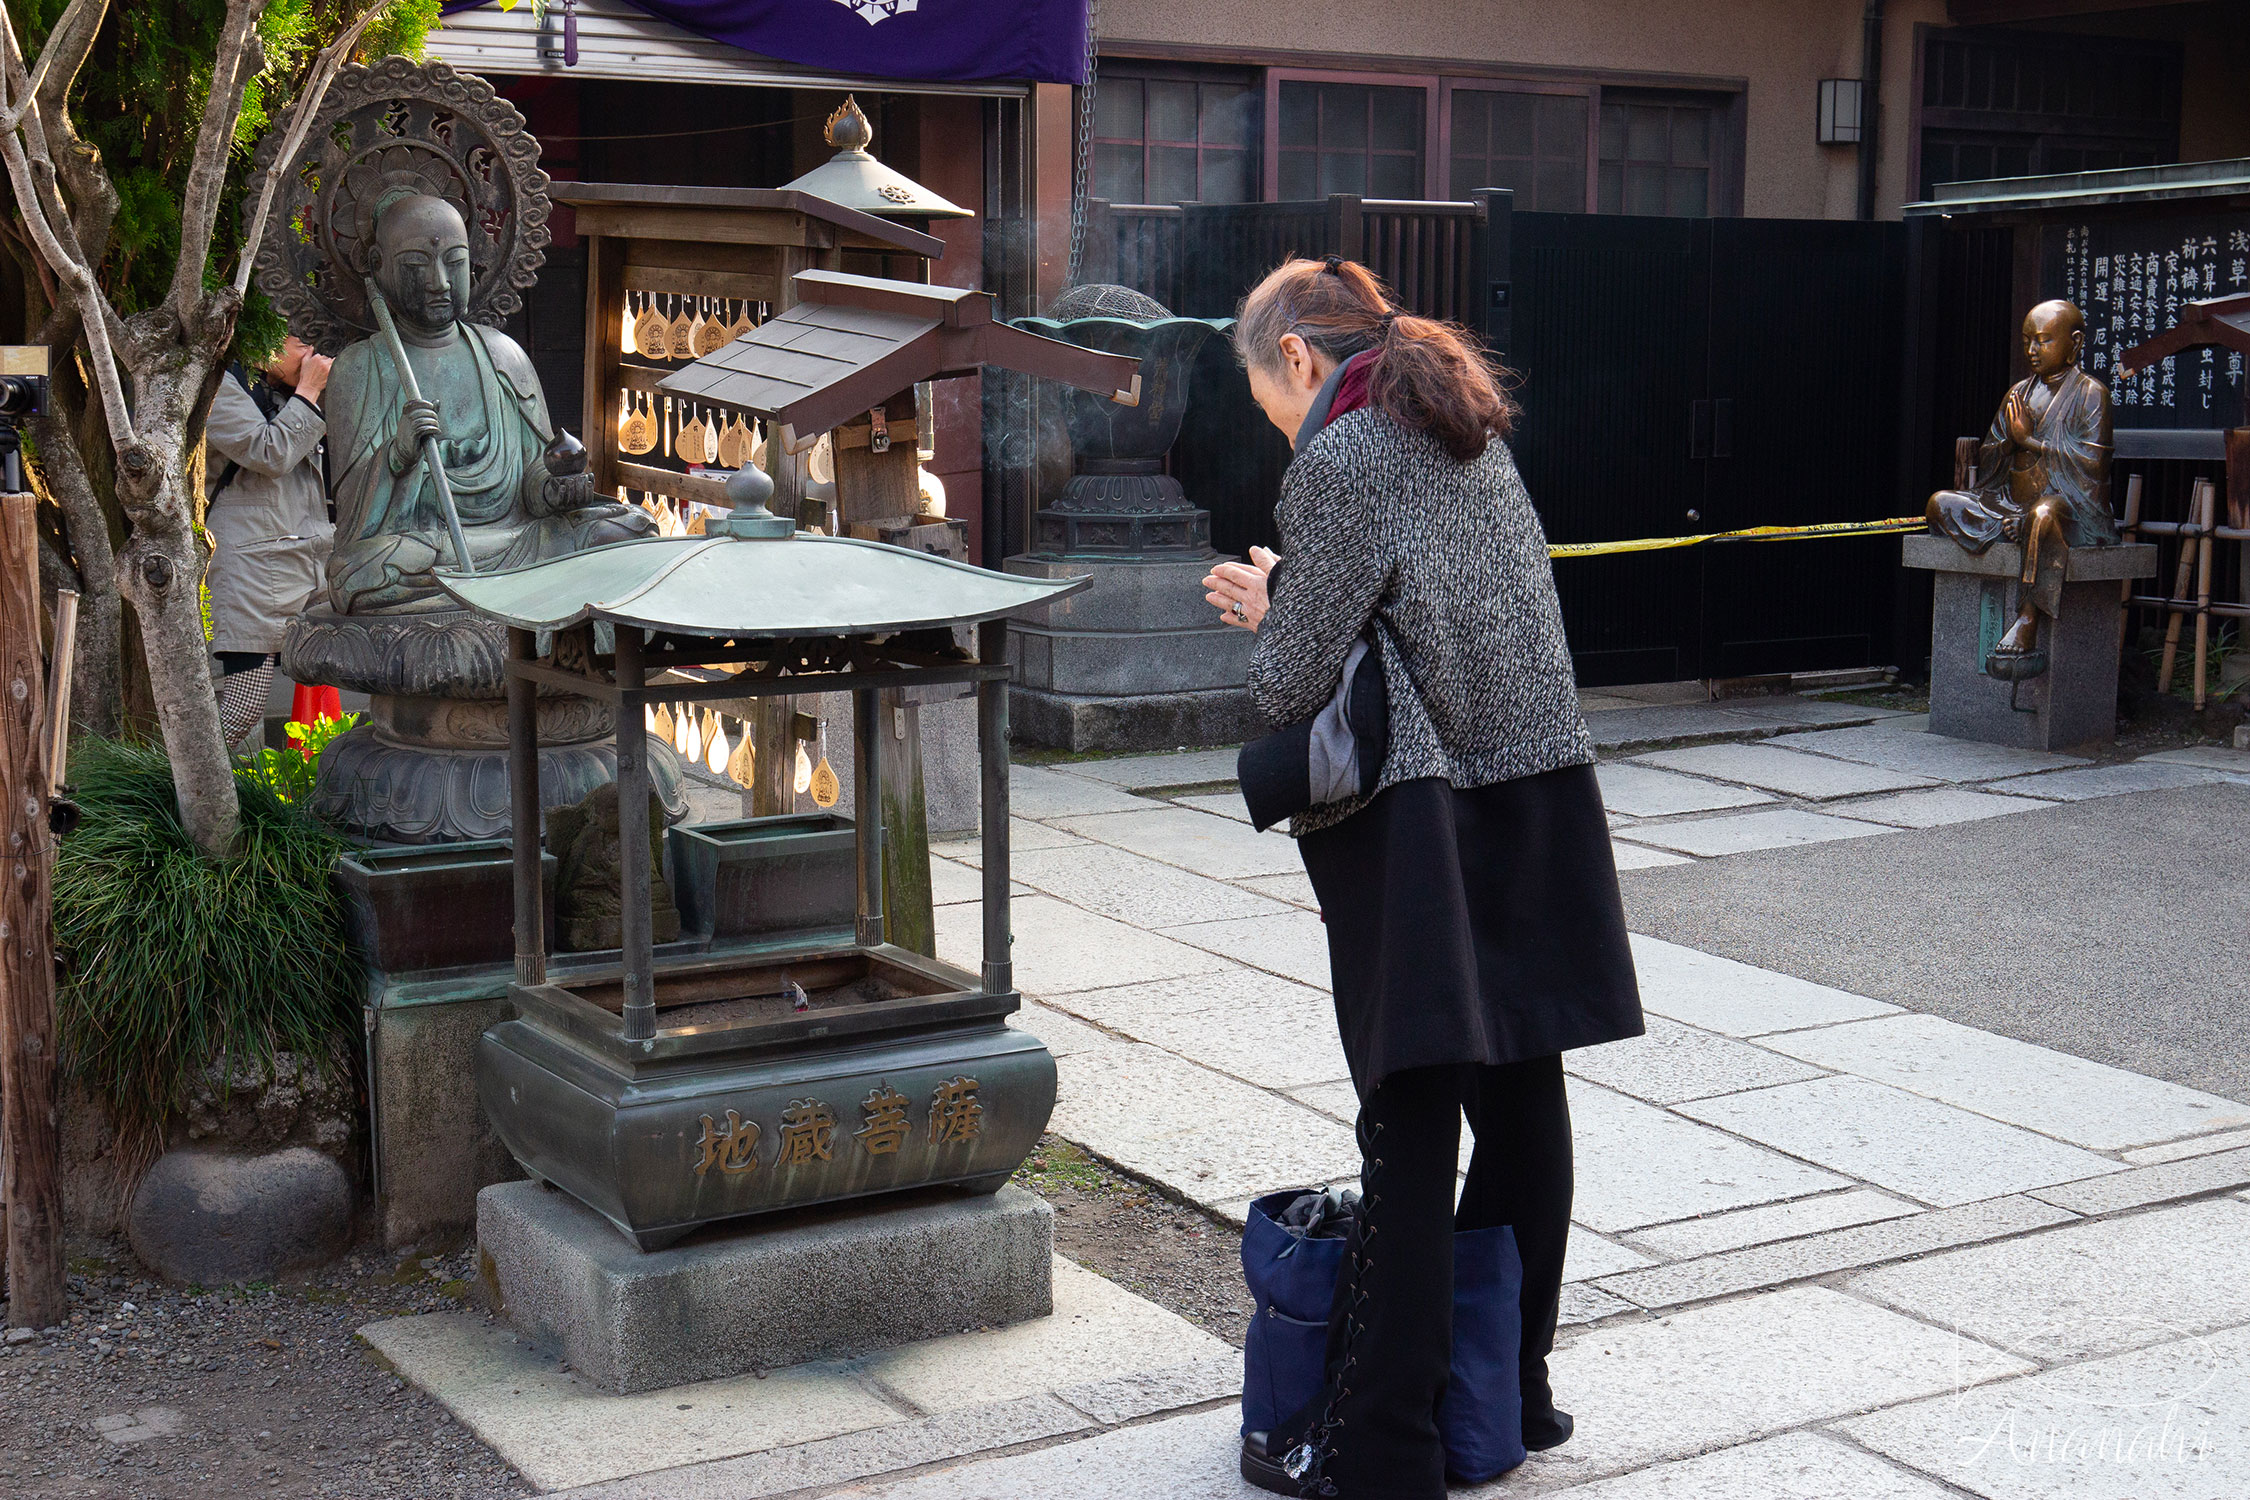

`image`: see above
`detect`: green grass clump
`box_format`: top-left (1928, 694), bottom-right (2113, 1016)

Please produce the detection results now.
top-left (53, 739), bottom-right (360, 1147)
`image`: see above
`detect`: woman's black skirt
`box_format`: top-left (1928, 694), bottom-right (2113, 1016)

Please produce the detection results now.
top-left (1297, 763), bottom-right (1644, 1099)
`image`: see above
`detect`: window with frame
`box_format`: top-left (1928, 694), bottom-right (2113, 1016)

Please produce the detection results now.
top-left (1277, 80), bottom-right (1426, 200)
top-left (1092, 72), bottom-right (1258, 205)
top-left (1449, 88), bottom-right (1588, 211)
top-left (1598, 96), bottom-right (1714, 217)
top-left (1915, 30), bottom-right (2176, 199)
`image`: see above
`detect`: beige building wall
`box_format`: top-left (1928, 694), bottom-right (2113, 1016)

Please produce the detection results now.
top-left (1101, 0), bottom-right (2248, 221)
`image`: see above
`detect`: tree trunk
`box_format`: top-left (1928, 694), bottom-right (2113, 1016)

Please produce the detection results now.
top-left (28, 391), bottom-right (121, 743)
top-left (113, 341), bottom-right (238, 856)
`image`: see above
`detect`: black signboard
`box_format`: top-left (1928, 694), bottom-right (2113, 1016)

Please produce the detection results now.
top-left (2041, 216), bottom-right (2250, 429)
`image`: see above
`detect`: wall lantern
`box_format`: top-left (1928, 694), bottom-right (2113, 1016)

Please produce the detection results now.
top-left (1818, 78), bottom-right (1865, 146)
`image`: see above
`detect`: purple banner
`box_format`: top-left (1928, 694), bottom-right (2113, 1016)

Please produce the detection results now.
top-left (443, 0), bottom-right (1088, 85)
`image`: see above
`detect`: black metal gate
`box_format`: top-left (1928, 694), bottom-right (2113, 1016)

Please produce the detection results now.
top-left (1074, 196), bottom-right (1914, 685)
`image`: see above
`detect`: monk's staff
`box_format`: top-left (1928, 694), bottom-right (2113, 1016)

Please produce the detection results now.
top-left (365, 283), bottom-right (476, 576)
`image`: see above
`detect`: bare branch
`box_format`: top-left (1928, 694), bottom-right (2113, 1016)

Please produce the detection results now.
top-left (24, 0), bottom-right (108, 123)
top-left (235, 0), bottom-right (395, 297)
top-left (168, 0), bottom-right (269, 318)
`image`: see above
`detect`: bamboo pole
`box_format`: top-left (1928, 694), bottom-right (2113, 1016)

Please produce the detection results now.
top-left (0, 492), bottom-right (64, 1329)
top-left (44, 590), bottom-right (76, 795)
top-left (2117, 475), bottom-right (2142, 656)
top-left (2156, 479), bottom-right (2209, 696)
top-left (2193, 479), bottom-right (2217, 713)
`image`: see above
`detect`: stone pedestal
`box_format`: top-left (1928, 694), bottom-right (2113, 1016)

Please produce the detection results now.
top-left (282, 606), bottom-right (684, 843)
top-left (477, 1180), bottom-right (1055, 1394)
top-left (1002, 554), bottom-right (1264, 752)
top-left (1903, 534), bottom-right (2158, 751)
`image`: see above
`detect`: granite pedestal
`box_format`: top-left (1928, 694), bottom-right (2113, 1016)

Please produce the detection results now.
top-left (476, 1180), bottom-right (1055, 1394)
top-left (1902, 533), bottom-right (2157, 751)
top-left (1002, 555), bottom-right (1264, 752)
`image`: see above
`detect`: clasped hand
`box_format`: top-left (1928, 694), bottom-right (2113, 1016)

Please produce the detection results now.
top-left (1204, 546), bottom-right (1279, 632)
top-left (387, 398), bottom-right (442, 476)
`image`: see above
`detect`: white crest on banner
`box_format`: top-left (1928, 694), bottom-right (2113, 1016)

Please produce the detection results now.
top-left (834, 0), bottom-right (918, 22)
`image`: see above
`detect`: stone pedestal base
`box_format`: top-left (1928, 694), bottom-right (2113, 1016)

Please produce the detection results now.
top-left (477, 1180), bottom-right (1055, 1394)
top-left (1002, 553), bottom-right (1261, 752)
top-left (1903, 534), bottom-right (2157, 751)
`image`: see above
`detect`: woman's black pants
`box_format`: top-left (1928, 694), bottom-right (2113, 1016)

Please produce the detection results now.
top-left (1281, 1056), bottom-right (1573, 1499)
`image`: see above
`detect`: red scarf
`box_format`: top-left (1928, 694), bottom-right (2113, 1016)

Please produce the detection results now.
top-left (1325, 349), bottom-right (1379, 428)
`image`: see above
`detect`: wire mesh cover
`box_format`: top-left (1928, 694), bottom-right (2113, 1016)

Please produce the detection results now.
top-left (1047, 282), bottom-right (1173, 323)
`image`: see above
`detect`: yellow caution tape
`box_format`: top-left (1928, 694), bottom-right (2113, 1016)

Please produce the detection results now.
top-left (1550, 517), bottom-right (1926, 560)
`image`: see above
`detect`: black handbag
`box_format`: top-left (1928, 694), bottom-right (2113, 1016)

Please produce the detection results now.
top-left (1236, 633), bottom-right (1388, 832)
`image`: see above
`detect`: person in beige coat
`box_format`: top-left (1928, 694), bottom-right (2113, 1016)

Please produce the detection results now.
top-left (205, 335), bottom-right (332, 749)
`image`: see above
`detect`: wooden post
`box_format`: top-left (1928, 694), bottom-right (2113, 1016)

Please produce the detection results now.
top-left (2192, 479), bottom-right (2217, 713)
top-left (2158, 480), bottom-right (2211, 696)
top-left (1, 492), bottom-right (64, 1329)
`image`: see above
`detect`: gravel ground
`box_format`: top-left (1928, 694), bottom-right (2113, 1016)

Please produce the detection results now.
top-left (3, 1140), bottom-right (1251, 1500)
top-left (2, 1242), bottom-right (530, 1500)
top-left (1014, 1136), bottom-right (1252, 1349)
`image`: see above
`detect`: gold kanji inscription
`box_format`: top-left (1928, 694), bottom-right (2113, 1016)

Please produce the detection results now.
top-left (776, 1099), bottom-right (837, 1165)
top-left (856, 1084), bottom-right (912, 1156)
top-left (693, 1110), bottom-right (760, 1177)
top-left (928, 1076), bottom-right (983, 1145)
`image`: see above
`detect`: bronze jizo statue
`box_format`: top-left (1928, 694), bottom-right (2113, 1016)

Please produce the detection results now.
top-left (324, 192), bottom-right (652, 613)
top-left (1925, 299), bottom-right (2118, 678)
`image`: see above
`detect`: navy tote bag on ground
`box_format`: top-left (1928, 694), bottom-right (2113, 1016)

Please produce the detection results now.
top-left (1241, 1188), bottom-right (1528, 1484)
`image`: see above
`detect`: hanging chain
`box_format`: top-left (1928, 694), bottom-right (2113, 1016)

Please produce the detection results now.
top-left (1064, 0), bottom-right (1101, 290)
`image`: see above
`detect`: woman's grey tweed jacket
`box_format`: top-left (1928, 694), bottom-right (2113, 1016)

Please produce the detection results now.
top-left (1246, 408), bottom-right (1594, 835)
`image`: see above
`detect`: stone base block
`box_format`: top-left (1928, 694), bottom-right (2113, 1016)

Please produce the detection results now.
top-left (1002, 553), bottom-right (1229, 634)
top-left (1903, 536), bottom-right (2158, 752)
top-left (1010, 683), bottom-right (1266, 753)
top-left (1010, 621), bottom-right (1254, 695)
top-left (477, 1180), bottom-right (1055, 1394)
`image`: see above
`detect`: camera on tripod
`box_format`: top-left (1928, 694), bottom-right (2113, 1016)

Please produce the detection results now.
top-left (0, 345), bottom-right (50, 493)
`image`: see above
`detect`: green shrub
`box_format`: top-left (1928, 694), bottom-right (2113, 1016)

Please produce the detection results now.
top-left (239, 711), bottom-right (362, 803)
top-left (53, 739), bottom-right (360, 1148)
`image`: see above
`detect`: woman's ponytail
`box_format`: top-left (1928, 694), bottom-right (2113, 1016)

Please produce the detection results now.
top-left (1234, 257), bottom-right (1517, 462)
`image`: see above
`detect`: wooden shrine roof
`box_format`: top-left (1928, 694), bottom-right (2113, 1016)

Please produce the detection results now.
top-left (657, 270), bottom-right (1141, 438)
top-left (2118, 293), bottom-right (2250, 377)
top-left (551, 184), bottom-right (944, 258)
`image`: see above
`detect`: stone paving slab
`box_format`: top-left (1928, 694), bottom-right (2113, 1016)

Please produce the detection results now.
top-left (1558, 1284), bottom-right (1636, 1327)
top-left (1565, 1226), bottom-right (1657, 1281)
top-left (1005, 1002), bottom-right (1121, 1059)
top-left (1009, 842), bottom-right (1291, 928)
top-left (1983, 760), bottom-right (2244, 801)
top-left (1051, 1354), bottom-right (1243, 1426)
top-left (1773, 724), bottom-right (2089, 781)
top-left (830, 1404), bottom-right (1248, 1499)
top-left (1825, 786), bottom-right (2046, 828)
top-left (1632, 743), bottom-right (1938, 800)
top-left (1758, 1013), bottom-right (2250, 1150)
top-left (1175, 791), bottom-right (1251, 822)
top-left (1043, 971), bottom-right (1350, 1091)
top-left (1841, 1323), bottom-right (2250, 1500)
top-left (1053, 806), bottom-right (1305, 879)
top-left (1526, 1285), bottom-right (2032, 1487)
top-left (552, 1394), bottom-right (1093, 1500)
top-left (1591, 1194), bottom-right (2075, 1311)
top-left (859, 1258), bottom-right (1232, 1413)
top-left (2125, 1125), bottom-right (2250, 1165)
top-left (1008, 764), bottom-right (1163, 818)
top-left (1628, 935), bottom-right (1901, 1036)
top-left (359, 1315), bottom-right (899, 1492)
top-left (1586, 699), bottom-right (1896, 754)
top-left (2145, 743), bottom-right (2250, 772)
top-left (1611, 840), bottom-right (1693, 870)
top-left (1544, 1432), bottom-right (1957, 1500)
top-left (1622, 1187), bottom-right (1918, 1260)
top-left (1158, 910), bottom-right (1334, 989)
top-left (935, 895), bottom-right (1229, 996)
top-left (1047, 1043), bottom-right (1361, 1203)
top-left (1616, 808), bottom-right (1893, 857)
top-left (932, 819), bottom-right (1084, 862)
top-left (1234, 871), bottom-right (1319, 908)
top-left (2026, 1144), bottom-right (2250, 1216)
top-left (1068, 973), bottom-right (1347, 1085)
top-left (1848, 1197), bottom-right (2250, 1364)
top-left (1678, 1077), bottom-right (2121, 1207)
top-left (1595, 763), bottom-right (1776, 817)
top-left (1053, 748), bottom-right (1245, 789)
top-left (1567, 1082), bottom-right (1850, 1233)
top-left (1562, 1017), bottom-right (1828, 1105)
top-left (927, 857), bottom-right (1028, 906)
